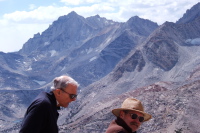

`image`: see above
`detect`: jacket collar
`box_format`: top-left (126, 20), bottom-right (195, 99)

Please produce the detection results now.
top-left (49, 91), bottom-right (60, 110)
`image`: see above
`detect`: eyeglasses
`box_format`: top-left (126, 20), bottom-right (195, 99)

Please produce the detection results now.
top-left (129, 113), bottom-right (144, 122)
top-left (61, 89), bottom-right (77, 99)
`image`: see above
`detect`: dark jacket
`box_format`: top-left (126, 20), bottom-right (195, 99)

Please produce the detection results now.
top-left (105, 117), bottom-right (136, 133)
top-left (19, 91), bottom-right (59, 133)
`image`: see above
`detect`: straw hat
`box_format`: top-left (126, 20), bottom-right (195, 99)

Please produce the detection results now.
top-left (112, 98), bottom-right (152, 122)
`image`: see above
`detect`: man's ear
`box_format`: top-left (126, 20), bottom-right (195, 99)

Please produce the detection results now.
top-left (119, 111), bottom-right (124, 118)
top-left (54, 89), bottom-right (61, 97)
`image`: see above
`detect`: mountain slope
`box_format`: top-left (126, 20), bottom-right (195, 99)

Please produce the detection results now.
top-left (176, 2), bottom-right (200, 24)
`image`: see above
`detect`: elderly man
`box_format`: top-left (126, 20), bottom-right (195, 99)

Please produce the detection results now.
top-left (105, 98), bottom-right (152, 133)
top-left (19, 75), bottom-right (79, 133)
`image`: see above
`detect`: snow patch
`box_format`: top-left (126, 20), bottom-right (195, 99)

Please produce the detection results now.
top-left (89, 56), bottom-right (97, 62)
top-left (61, 66), bottom-right (66, 71)
top-left (33, 80), bottom-right (46, 85)
top-left (11, 104), bottom-right (15, 108)
top-left (86, 48), bottom-right (93, 54)
top-left (49, 50), bottom-right (57, 57)
top-left (15, 59), bottom-right (20, 62)
top-left (33, 57), bottom-right (37, 61)
top-left (185, 38), bottom-right (200, 45)
top-left (44, 42), bottom-right (50, 45)
top-left (27, 67), bottom-right (32, 71)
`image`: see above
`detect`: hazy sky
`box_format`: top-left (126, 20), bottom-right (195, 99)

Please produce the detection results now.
top-left (0, 0), bottom-right (199, 53)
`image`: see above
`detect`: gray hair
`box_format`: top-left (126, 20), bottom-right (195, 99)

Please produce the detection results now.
top-left (50, 75), bottom-right (79, 91)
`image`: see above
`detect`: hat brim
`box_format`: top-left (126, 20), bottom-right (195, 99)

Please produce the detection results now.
top-left (112, 108), bottom-right (152, 122)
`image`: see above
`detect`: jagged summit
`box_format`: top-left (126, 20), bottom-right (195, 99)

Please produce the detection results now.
top-left (54, 11), bottom-right (85, 25)
top-left (128, 15), bottom-right (142, 22)
top-left (68, 11), bottom-right (78, 16)
top-left (123, 15), bottom-right (158, 36)
top-left (176, 2), bottom-right (200, 24)
top-left (19, 11), bottom-right (120, 55)
top-left (127, 16), bottom-right (158, 26)
top-left (92, 14), bottom-right (100, 18)
top-left (54, 11), bottom-right (85, 22)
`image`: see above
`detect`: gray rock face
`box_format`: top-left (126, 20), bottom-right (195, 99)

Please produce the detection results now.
top-left (66, 16), bottom-right (157, 86)
top-left (0, 89), bottom-right (43, 132)
top-left (111, 50), bottom-right (145, 81)
top-left (0, 52), bottom-right (40, 90)
top-left (144, 15), bottom-right (200, 71)
top-left (144, 22), bottom-right (179, 71)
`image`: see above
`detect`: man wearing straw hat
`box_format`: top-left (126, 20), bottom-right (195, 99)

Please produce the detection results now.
top-left (105, 98), bottom-right (152, 133)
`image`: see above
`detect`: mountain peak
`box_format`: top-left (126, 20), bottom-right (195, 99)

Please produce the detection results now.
top-left (94, 14), bottom-right (100, 18)
top-left (176, 2), bottom-right (200, 24)
top-left (127, 15), bottom-right (157, 26)
top-left (57, 11), bottom-right (80, 21)
top-left (127, 15), bottom-right (140, 22)
top-left (68, 11), bottom-right (78, 16)
top-left (124, 15), bottom-right (158, 36)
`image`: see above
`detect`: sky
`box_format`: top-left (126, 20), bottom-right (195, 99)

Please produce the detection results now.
top-left (0, 0), bottom-right (200, 53)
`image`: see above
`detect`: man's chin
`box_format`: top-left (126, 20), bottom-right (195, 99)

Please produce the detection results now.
top-left (130, 123), bottom-right (139, 131)
top-left (131, 126), bottom-right (138, 132)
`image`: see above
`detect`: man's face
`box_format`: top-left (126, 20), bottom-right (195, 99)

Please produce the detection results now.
top-left (56, 84), bottom-right (78, 107)
top-left (120, 110), bottom-right (144, 132)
